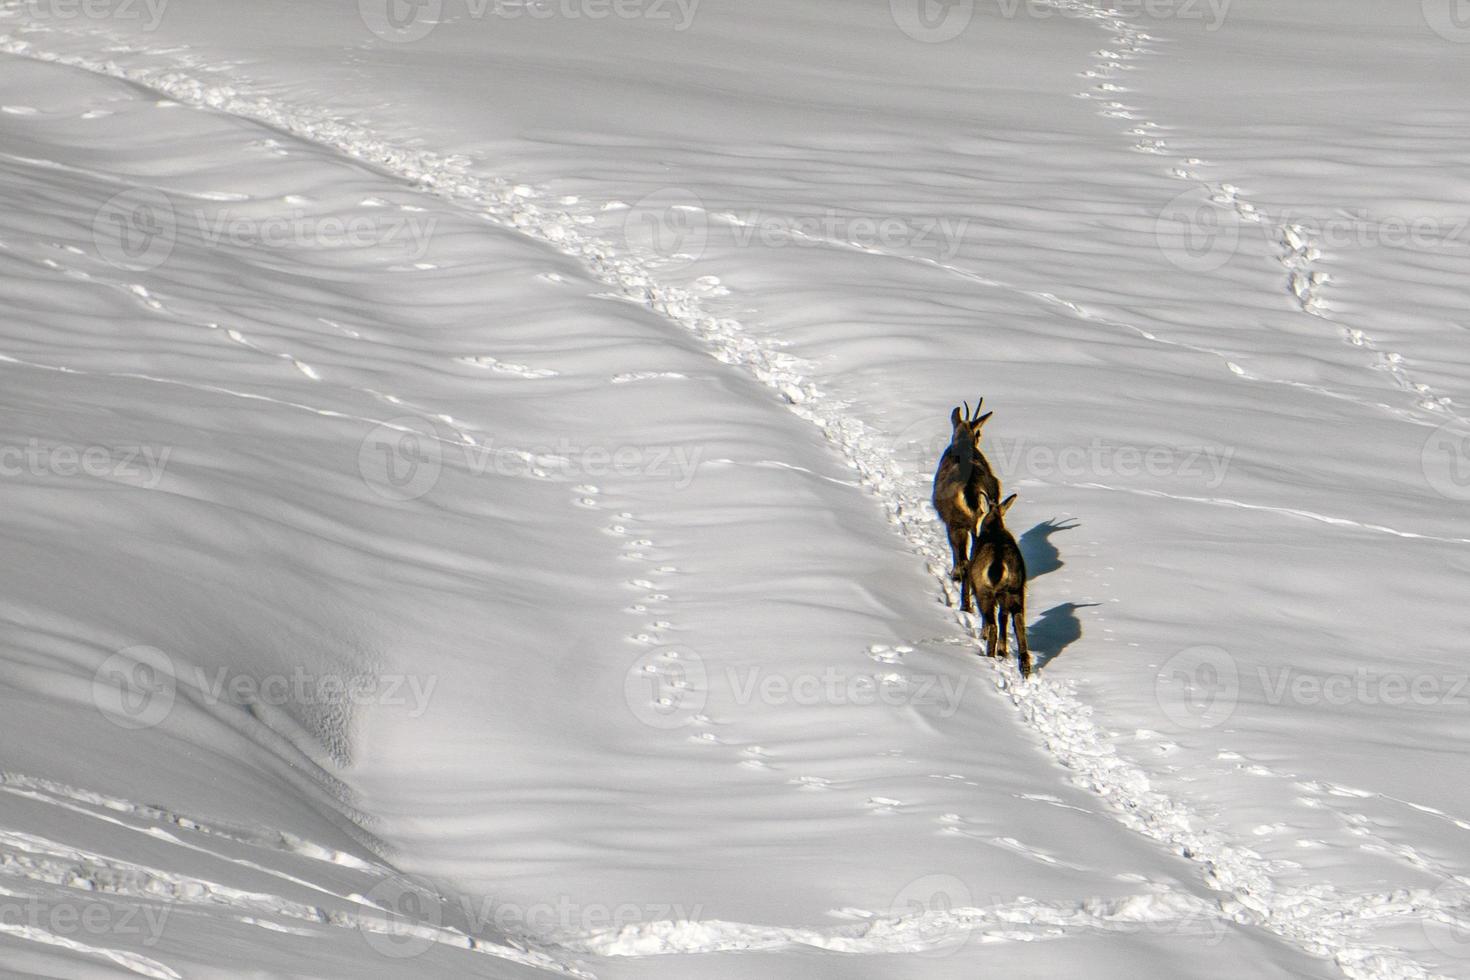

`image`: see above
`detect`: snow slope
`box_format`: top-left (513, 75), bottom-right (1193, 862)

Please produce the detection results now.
top-left (0, 0), bottom-right (1467, 977)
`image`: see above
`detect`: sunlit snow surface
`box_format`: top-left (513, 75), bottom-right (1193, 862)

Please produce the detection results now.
top-left (0, 0), bottom-right (1468, 977)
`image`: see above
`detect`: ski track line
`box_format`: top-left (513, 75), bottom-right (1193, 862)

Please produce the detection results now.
top-left (561, 890), bottom-right (1225, 956)
top-left (1063, 0), bottom-right (1463, 426)
top-left (0, 777), bottom-right (589, 977)
top-left (0, 883), bottom-right (181, 980)
top-left (0, 24), bottom-right (1453, 979)
top-left (1034, 478), bottom-right (1470, 548)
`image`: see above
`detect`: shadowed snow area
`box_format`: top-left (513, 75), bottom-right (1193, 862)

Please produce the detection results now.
top-left (0, 0), bottom-right (1467, 977)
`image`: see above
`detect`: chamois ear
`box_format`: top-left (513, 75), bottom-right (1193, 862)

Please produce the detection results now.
top-left (951, 406), bottom-right (963, 427)
top-left (972, 411), bottom-right (994, 430)
top-left (999, 493), bottom-right (1017, 516)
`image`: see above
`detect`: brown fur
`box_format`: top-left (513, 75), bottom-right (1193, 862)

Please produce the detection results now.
top-left (967, 493), bottom-right (1031, 678)
top-left (931, 399), bottom-right (1000, 611)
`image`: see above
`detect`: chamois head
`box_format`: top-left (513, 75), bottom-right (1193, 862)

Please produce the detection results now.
top-left (949, 397), bottom-right (993, 453)
top-left (976, 492), bottom-right (1017, 533)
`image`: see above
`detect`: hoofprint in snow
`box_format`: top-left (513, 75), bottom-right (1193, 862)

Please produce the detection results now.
top-left (0, 1), bottom-right (1468, 978)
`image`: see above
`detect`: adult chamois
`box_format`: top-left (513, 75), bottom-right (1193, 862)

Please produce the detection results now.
top-left (967, 492), bottom-right (1031, 678)
top-left (932, 398), bottom-right (1000, 612)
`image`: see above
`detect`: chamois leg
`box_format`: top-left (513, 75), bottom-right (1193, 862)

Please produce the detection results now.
top-left (947, 526), bottom-right (968, 579)
top-left (978, 593), bottom-right (998, 659)
top-left (947, 527), bottom-right (973, 611)
top-left (995, 603), bottom-right (1010, 663)
top-left (1011, 594), bottom-right (1030, 679)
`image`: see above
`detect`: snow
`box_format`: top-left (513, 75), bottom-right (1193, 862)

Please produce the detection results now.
top-left (0, 0), bottom-right (1467, 977)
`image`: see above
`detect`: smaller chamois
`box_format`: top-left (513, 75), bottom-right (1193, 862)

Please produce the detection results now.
top-left (967, 492), bottom-right (1031, 678)
top-left (932, 398), bottom-right (1000, 612)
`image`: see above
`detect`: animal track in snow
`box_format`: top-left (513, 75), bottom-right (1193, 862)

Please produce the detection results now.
top-left (789, 775), bottom-right (832, 791)
top-left (610, 370), bottom-right (687, 384)
top-left (1063, 0), bottom-right (1461, 425)
top-left (454, 354), bottom-right (559, 378)
top-left (0, 770), bottom-right (583, 977)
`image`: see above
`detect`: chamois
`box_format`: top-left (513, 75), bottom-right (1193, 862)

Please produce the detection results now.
top-left (931, 398), bottom-right (1000, 611)
top-left (967, 492), bottom-right (1031, 678)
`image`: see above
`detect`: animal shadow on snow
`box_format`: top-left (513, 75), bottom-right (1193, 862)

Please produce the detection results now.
top-left (1017, 518), bottom-right (1094, 671)
top-left (1018, 518), bottom-right (1078, 578)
